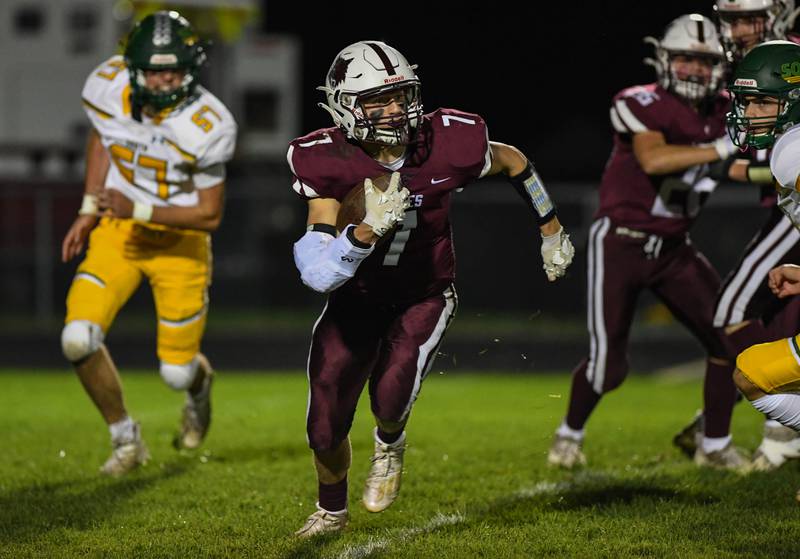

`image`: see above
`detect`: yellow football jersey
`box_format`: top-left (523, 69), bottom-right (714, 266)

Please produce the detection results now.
top-left (81, 55), bottom-right (237, 207)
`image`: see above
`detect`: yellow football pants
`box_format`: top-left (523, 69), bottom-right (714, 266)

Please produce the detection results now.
top-left (65, 217), bottom-right (211, 364)
top-left (736, 335), bottom-right (800, 394)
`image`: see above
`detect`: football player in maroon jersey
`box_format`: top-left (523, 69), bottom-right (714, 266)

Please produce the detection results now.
top-left (288, 40), bottom-right (574, 537)
top-left (547, 15), bottom-right (750, 471)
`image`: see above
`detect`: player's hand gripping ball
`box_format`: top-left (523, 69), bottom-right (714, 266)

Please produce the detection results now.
top-left (336, 171), bottom-right (411, 237)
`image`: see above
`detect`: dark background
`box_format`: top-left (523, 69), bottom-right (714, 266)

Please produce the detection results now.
top-left (263, 2), bottom-right (718, 180)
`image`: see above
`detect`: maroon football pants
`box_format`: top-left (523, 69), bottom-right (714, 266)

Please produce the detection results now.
top-left (565, 217), bottom-right (735, 436)
top-left (305, 286), bottom-right (457, 451)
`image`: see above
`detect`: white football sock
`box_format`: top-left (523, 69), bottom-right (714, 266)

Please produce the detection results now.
top-left (556, 421), bottom-right (585, 442)
top-left (751, 394), bottom-right (800, 431)
top-left (374, 428), bottom-right (406, 448)
top-left (701, 434), bottom-right (731, 454)
top-left (109, 416), bottom-right (136, 444)
top-left (764, 419), bottom-right (783, 429)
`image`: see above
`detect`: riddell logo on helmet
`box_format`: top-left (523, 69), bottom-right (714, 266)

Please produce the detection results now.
top-left (734, 78), bottom-right (758, 87)
top-left (384, 75), bottom-right (405, 84)
top-left (149, 54), bottom-right (178, 65)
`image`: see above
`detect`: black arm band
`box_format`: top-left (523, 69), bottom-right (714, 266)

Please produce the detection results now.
top-left (307, 223), bottom-right (337, 237)
top-left (345, 224), bottom-right (372, 249)
top-left (707, 155), bottom-right (736, 182)
top-left (509, 162), bottom-right (557, 225)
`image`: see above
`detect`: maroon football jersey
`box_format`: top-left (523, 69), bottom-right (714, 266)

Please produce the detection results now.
top-left (288, 108), bottom-right (491, 303)
top-left (600, 83), bottom-right (730, 237)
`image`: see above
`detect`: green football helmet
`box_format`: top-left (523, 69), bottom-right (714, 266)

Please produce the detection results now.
top-left (123, 11), bottom-right (206, 117)
top-left (727, 40), bottom-right (800, 149)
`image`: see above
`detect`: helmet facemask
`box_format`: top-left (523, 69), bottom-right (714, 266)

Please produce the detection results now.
top-left (346, 83), bottom-right (422, 146)
top-left (727, 89), bottom-right (800, 148)
top-left (131, 66), bottom-right (198, 112)
top-left (666, 52), bottom-right (725, 101)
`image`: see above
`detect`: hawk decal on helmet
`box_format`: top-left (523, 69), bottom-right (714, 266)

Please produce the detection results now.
top-left (328, 56), bottom-right (354, 88)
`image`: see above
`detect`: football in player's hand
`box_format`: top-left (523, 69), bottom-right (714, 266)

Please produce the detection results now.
top-left (336, 173), bottom-right (396, 233)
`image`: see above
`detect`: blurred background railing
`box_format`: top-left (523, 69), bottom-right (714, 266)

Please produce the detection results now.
top-left (0, 170), bottom-right (772, 372)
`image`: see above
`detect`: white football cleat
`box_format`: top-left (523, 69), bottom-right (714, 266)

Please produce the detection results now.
top-left (100, 422), bottom-right (150, 476)
top-left (175, 354), bottom-right (213, 450)
top-left (694, 441), bottom-right (749, 471)
top-left (294, 504), bottom-right (348, 538)
top-left (362, 429), bottom-right (405, 513)
top-left (750, 422), bottom-right (800, 472)
top-left (547, 434), bottom-right (586, 469)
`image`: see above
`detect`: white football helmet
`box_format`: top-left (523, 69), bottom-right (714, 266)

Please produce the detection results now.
top-left (317, 41), bottom-right (422, 146)
top-left (644, 14), bottom-right (725, 102)
top-left (714, 0), bottom-right (794, 60)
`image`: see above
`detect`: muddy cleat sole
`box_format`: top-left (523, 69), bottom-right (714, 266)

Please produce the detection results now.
top-left (547, 434), bottom-right (586, 469)
top-left (673, 409), bottom-right (703, 459)
top-left (750, 422), bottom-right (800, 472)
top-left (294, 504), bottom-right (348, 538)
top-left (174, 354), bottom-right (213, 450)
top-left (363, 429), bottom-right (405, 513)
top-left (100, 423), bottom-right (150, 476)
top-left (694, 442), bottom-right (749, 471)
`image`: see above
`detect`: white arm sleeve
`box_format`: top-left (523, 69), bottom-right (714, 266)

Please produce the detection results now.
top-left (770, 126), bottom-right (800, 229)
top-left (771, 125), bottom-right (800, 190)
top-left (293, 227), bottom-right (374, 293)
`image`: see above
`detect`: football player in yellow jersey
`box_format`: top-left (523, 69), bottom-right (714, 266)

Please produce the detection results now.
top-left (60, 10), bottom-right (237, 475)
top-left (724, 41), bottom-right (800, 489)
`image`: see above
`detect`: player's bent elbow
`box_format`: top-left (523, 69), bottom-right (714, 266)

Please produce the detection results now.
top-left (300, 272), bottom-right (338, 294)
top-left (204, 215), bottom-right (222, 232)
top-left (201, 207), bottom-right (223, 231)
top-left (638, 156), bottom-right (664, 175)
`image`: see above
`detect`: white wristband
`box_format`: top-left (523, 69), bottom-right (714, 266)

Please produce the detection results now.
top-left (541, 225), bottom-right (564, 250)
top-left (132, 202), bottom-right (153, 222)
top-left (78, 194), bottom-right (99, 216)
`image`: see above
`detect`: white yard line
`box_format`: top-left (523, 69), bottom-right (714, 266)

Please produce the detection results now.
top-left (337, 511), bottom-right (466, 559)
top-left (338, 472), bottom-right (628, 558)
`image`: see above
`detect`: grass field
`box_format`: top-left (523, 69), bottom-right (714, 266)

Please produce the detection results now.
top-left (2, 369), bottom-right (799, 558)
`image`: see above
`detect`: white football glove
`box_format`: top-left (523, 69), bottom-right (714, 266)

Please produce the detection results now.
top-left (362, 171), bottom-right (411, 237)
top-left (541, 226), bottom-right (575, 282)
top-left (712, 134), bottom-right (737, 159)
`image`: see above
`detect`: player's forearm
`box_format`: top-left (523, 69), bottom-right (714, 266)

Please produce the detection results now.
top-left (149, 205), bottom-right (223, 232)
top-left (294, 225), bottom-right (373, 293)
top-left (637, 144), bottom-right (720, 175)
top-left (84, 129), bottom-right (110, 195)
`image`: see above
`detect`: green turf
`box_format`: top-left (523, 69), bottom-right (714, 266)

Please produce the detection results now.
top-left (1, 370), bottom-right (798, 558)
